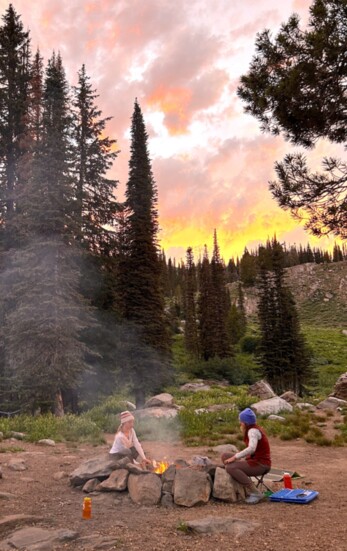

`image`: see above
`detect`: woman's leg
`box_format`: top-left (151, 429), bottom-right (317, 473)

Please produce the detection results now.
top-left (225, 461), bottom-right (269, 504)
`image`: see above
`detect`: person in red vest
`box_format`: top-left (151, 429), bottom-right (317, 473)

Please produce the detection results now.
top-left (221, 407), bottom-right (271, 504)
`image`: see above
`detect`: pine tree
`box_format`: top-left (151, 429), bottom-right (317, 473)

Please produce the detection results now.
top-left (0, 4), bottom-right (31, 249)
top-left (72, 65), bottom-right (119, 252)
top-left (240, 248), bottom-right (258, 286)
top-left (257, 238), bottom-right (312, 394)
top-left (210, 230), bottom-right (231, 358)
top-left (184, 247), bottom-right (199, 357)
top-left (120, 100), bottom-right (171, 406)
top-left (197, 246), bottom-right (215, 360)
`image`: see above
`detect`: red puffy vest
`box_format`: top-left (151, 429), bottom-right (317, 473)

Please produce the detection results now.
top-left (244, 424), bottom-right (271, 467)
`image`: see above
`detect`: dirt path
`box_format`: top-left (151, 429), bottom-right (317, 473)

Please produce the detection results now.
top-left (1, 436), bottom-right (346, 551)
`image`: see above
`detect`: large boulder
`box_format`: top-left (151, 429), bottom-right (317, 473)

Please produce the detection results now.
top-left (69, 454), bottom-right (127, 487)
top-left (127, 473), bottom-right (162, 505)
top-left (173, 468), bottom-right (211, 507)
top-left (184, 516), bottom-right (259, 536)
top-left (316, 396), bottom-right (347, 411)
top-left (248, 380), bottom-right (276, 400)
top-left (135, 407), bottom-right (178, 419)
top-left (144, 393), bottom-right (175, 408)
top-left (331, 372), bottom-right (347, 400)
top-left (251, 397), bottom-right (293, 415)
top-left (212, 467), bottom-right (248, 502)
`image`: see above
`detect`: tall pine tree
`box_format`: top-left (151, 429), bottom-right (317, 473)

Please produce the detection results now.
top-left (184, 247), bottom-right (199, 357)
top-left (120, 99), bottom-right (171, 406)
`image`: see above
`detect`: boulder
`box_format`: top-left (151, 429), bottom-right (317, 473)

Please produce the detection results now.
top-left (195, 403), bottom-right (235, 414)
top-left (184, 516), bottom-right (259, 536)
top-left (8, 459), bottom-right (27, 472)
top-left (251, 397), bottom-right (293, 415)
top-left (98, 469), bottom-right (129, 491)
top-left (135, 407), bottom-right (178, 419)
top-left (161, 465), bottom-right (176, 494)
top-left (212, 467), bottom-right (248, 502)
top-left (37, 439), bottom-right (56, 447)
top-left (161, 492), bottom-right (174, 508)
top-left (316, 396), bottom-right (347, 410)
top-left (0, 527), bottom-right (78, 551)
top-left (296, 403), bottom-right (316, 411)
top-left (82, 478), bottom-right (100, 493)
top-left (179, 383), bottom-right (211, 392)
top-left (144, 393), bottom-right (175, 408)
top-left (280, 391), bottom-right (298, 404)
top-left (267, 414), bottom-right (286, 422)
top-left (249, 380), bottom-right (276, 400)
top-left (331, 372), bottom-right (347, 400)
top-left (0, 515), bottom-right (44, 537)
top-left (9, 432), bottom-right (25, 440)
top-left (127, 473), bottom-right (162, 505)
top-left (69, 454), bottom-right (125, 487)
top-left (173, 468), bottom-right (211, 507)
top-left (212, 444), bottom-right (238, 455)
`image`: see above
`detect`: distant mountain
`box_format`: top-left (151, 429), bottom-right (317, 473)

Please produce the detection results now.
top-left (230, 261), bottom-right (347, 327)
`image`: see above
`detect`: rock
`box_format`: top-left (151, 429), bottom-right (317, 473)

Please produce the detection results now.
top-left (161, 465), bottom-right (176, 494)
top-left (0, 527), bottom-right (78, 551)
top-left (37, 439), bottom-right (56, 447)
top-left (77, 534), bottom-right (123, 550)
top-left (296, 403), bottom-right (316, 411)
top-left (212, 444), bottom-right (238, 456)
top-left (9, 432), bottom-right (25, 440)
top-left (249, 380), bottom-right (276, 400)
top-left (8, 459), bottom-right (27, 472)
top-left (280, 391), bottom-right (298, 404)
top-left (190, 456), bottom-right (213, 468)
top-left (342, 330), bottom-right (347, 337)
top-left (184, 516), bottom-right (259, 536)
top-left (128, 473), bottom-right (162, 505)
top-left (53, 471), bottom-right (68, 481)
top-left (331, 372), bottom-right (347, 400)
top-left (267, 414), bottom-right (286, 421)
top-left (173, 468), bottom-right (211, 507)
top-left (251, 397), bottom-right (293, 415)
top-left (180, 382), bottom-right (211, 392)
top-left (161, 492), bottom-right (174, 508)
top-left (316, 396), bottom-right (347, 410)
top-left (98, 469), bottom-right (129, 491)
top-left (0, 515), bottom-right (44, 537)
top-left (135, 407), bottom-right (178, 419)
top-left (0, 492), bottom-right (16, 500)
top-left (144, 393), bottom-right (175, 408)
top-left (82, 478), bottom-right (100, 493)
top-left (69, 454), bottom-right (123, 487)
top-left (0, 431), bottom-right (3, 441)
top-left (212, 467), bottom-right (248, 502)
top-left (126, 463), bottom-right (146, 475)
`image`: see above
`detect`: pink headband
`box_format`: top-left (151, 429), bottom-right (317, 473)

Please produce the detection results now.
top-left (120, 411), bottom-right (135, 424)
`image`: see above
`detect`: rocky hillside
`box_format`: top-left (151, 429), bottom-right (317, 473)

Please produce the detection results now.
top-left (231, 260), bottom-right (347, 327)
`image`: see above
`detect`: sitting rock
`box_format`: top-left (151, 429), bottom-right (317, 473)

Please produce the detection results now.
top-left (249, 380), bottom-right (276, 400)
top-left (69, 454), bottom-right (126, 487)
top-left (251, 397), bottom-right (293, 415)
top-left (98, 469), bottom-right (129, 491)
top-left (190, 456), bottom-right (213, 469)
top-left (144, 393), bottom-right (175, 408)
top-left (212, 467), bottom-right (248, 502)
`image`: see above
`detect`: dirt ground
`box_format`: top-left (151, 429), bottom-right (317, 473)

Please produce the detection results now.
top-left (1, 434), bottom-right (346, 551)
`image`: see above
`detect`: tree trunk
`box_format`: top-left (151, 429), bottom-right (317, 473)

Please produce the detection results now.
top-left (54, 390), bottom-right (65, 417)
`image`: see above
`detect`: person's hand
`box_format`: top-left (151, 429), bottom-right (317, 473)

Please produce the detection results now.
top-left (224, 455), bottom-right (236, 465)
top-left (140, 458), bottom-right (152, 469)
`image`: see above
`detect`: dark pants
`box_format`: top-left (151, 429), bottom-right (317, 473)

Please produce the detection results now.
top-left (221, 453), bottom-right (269, 486)
top-left (109, 446), bottom-right (138, 462)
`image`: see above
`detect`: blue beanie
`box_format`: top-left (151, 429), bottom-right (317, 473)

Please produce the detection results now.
top-left (239, 408), bottom-right (256, 425)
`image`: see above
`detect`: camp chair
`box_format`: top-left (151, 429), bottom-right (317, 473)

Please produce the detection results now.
top-left (254, 469), bottom-right (272, 493)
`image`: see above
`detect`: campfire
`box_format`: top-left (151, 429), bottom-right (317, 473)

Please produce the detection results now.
top-left (152, 459), bottom-right (170, 474)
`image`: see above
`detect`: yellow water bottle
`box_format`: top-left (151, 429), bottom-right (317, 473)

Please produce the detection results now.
top-left (82, 497), bottom-right (92, 519)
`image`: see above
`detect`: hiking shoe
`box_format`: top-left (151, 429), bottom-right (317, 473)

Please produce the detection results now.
top-left (245, 493), bottom-right (264, 504)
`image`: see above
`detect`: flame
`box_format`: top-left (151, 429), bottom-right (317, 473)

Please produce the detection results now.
top-left (152, 459), bottom-right (170, 474)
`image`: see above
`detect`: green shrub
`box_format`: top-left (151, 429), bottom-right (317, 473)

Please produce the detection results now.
top-left (240, 335), bottom-right (260, 354)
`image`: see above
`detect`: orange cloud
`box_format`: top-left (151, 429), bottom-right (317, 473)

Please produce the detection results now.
top-left (147, 87), bottom-right (193, 134)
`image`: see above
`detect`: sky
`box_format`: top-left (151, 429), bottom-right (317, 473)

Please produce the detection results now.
top-left (1, 0), bottom-right (343, 262)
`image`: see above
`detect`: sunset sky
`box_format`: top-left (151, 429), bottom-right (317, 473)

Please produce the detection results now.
top-left (1, 0), bottom-right (343, 262)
